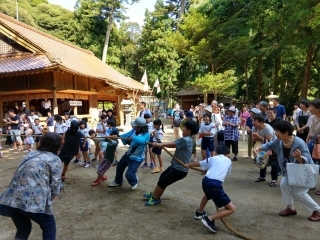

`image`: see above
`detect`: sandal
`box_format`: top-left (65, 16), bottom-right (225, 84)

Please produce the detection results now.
top-left (269, 181), bottom-right (277, 187)
top-left (316, 190), bottom-right (320, 195)
top-left (254, 177), bottom-right (266, 183)
top-left (102, 175), bottom-right (107, 181)
top-left (91, 178), bottom-right (103, 186)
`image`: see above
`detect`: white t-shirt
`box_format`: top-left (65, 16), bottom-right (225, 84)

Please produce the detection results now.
top-left (42, 100), bottom-right (51, 109)
top-left (55, 122), bottom-right (67, 134)
top-left (154, 129), bottom-right (164, 142)
top-left (146, 122), bottom-right (154, 134)
top-left (199, 155), bottom-right (232, 182)
top-left (65, 119), bottom-right (71, 128)
top-left (96, 122), bottom-right (107, 137)
top-left (33, 124), bottom-right (43, 135)
top-left (79, 128), bottom-right (89, 138)
top-left (199, 122), bottom-right (216, 137)
top-left (28, 115), bottom-right (38, 125)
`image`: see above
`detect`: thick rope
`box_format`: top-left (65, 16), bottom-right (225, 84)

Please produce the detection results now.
top-left (147, 141), bottom-right (256, 240)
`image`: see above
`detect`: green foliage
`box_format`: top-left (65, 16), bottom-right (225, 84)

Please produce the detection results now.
top-left (193, 70), bottom-right (237, 98)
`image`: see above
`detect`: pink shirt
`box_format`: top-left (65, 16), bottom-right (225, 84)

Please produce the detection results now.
top-left (240, 111), bottom-right (250, 126)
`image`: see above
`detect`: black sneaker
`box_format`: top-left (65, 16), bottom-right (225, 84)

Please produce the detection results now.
top-left (232, 157), bottom-right (238, 161)
top-left (194, 209), bottom-right (207, 219)
top-left (112, 160), bottom-right (119, 166)
top-left (91, 158), bottom-right (97, 162)
top-left (201, 216), bottom-right (217, 233)
top-left (73, 159), bottom-right (80, 164)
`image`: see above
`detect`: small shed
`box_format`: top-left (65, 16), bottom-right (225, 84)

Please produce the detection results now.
top-left (175, 87), bottom-right (233, 110)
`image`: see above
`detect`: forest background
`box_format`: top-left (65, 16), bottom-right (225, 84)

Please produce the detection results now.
top-left (1, 0), bottom-right (320, 113)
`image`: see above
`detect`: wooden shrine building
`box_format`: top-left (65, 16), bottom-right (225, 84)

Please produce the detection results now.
top-left (0, 12), bottom-right (146, 127)
top-left (175, 87), bottom-right (233, 110)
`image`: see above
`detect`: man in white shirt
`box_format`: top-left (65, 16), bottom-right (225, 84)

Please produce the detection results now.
top-left (42, 98), bottom-right (51, 116)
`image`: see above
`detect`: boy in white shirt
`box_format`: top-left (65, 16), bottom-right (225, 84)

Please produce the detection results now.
top-left (32, 118), bottom-right (43, 148)
top-left (184, 145), bottom-right (235, 233)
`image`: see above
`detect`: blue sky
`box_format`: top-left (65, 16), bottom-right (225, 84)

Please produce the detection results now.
top-left (48, 0), bottom-right (156, 26)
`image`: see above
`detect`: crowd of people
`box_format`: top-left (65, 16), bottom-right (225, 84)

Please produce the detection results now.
top-left (1, 97), bottom-right (320, 239)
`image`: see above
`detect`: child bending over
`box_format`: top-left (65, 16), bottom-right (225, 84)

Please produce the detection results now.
top-left (184, 145), bottom-right (235, 233)
top-left (143, 120), bottom-right (199, 206)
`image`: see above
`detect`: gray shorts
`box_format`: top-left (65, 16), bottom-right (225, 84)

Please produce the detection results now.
top-left (11, 129), bottom-right (22, 142)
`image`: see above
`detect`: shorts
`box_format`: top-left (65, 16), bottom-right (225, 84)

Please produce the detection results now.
top-left (202, 176), bottom-right (231, 208)
top-left (152, 146), bottom-right (162, 155)
top-left (157, 166), bottom-right (188, 190)
top-left (11, 129), bottom-right (21, 142)
top-left (35, 134), bottom-right (42, 143)
top-left (80, 139), bottom-right (89, 151)
top-left (58, 152), bottom-right (74, 165)
top-left (97, 159), bottom-right (113, 175)
top-left (201, 137), bottom-right (215, 151)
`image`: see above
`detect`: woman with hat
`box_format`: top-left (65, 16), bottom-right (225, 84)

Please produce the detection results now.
top-left (222, 106), bottom-right (240, 161)
top-left (108, 117), bottom-right (150, 190)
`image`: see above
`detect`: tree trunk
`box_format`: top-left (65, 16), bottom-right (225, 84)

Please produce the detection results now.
top-left (179, 0), bottom-right (186, 19)
top-left (274, 53), bottom-right (282, 95)
top-left (257, 54), bottom-right (263, 101)
top-left (244, 60), bottom-right (249, 100)
top-left (101, 5), bottom-right (115, 63)
top-left (301, 43), bottom-right (315, 98)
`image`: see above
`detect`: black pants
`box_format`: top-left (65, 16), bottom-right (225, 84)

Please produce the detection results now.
top-left (224, 140), bottom-right (238, 155)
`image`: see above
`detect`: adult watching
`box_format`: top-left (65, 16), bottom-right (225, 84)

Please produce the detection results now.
top-left (254, 121), bottom-right (320, 221)
top-left (3, 109), bottom-right (23, 151)
top-left (0, 132), bottom-right (63, 239)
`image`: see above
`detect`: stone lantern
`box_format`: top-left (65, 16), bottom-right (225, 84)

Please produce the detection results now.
top-left (121, 99), bottom-right (133, 129)
top-left (266, 92), bottom-right (279, 108)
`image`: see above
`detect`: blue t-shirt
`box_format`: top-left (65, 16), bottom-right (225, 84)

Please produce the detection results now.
top-left (246, 117), bottom-right (253, 129)
top-left (275, 105), bottom-right (286, 119)
top-left (171, 136), bottom-right (193, 172)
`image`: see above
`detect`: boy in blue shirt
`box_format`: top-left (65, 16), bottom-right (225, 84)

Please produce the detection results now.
top-left (184, 145), bottom-right (235, 233)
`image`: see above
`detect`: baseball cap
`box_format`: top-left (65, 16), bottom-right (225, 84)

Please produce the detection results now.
top-left (144, 113), bottom-right (151, 119)
top-left (131, 117), bottom-right (146, 127)
top-left (249, 108), bottom-right (261, 114)
top-left (185, 111), bottom-right (194, 119)
top-left (227, 106), bottom-right (236, 112)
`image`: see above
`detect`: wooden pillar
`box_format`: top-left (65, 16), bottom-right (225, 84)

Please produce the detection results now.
top-left (73, 94), bottom-right (78, 116)
top-left (53, 72), bottom-right (58, 114)
top-left (0, 95), bottom-right (3, 128)
top-left (204, 93), bottom-right (208, 104)
top-left (119, 94), bottom-right (124, 127)
top-left (25, 94), bottom-right (29, 111)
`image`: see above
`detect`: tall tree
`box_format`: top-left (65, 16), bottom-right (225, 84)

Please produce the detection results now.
top-left (100, 0), bottom-right (140, 63)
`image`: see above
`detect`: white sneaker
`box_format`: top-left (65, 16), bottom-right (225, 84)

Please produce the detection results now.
top-left (108, 181), bottom-right (121, 187)
top-left (95, 164), bottom-right (100, 169)
top-left (23, 150), bottom-right (29, 153)
top-left (84, 162), bottom-right (91, 168)
top-left (0, 152), bottom-right (3, 158)
top-left (131, 176), bottom-right (138, 190)
top-left (79, 161), bottom-right (86, 166)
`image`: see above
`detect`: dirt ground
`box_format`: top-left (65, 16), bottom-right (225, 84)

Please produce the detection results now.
top-left (1, 118), bottom-right (320, 240)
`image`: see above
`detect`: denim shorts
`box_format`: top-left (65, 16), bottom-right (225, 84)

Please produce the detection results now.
top-left (202, 176), bottom-right (231, 208)
top-left (11, 129), bottom-right (22, 142)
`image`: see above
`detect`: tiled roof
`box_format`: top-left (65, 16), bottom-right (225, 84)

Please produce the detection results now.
top-left (175, 87), bottom-right (202, 96)
top-left (0, 13), bottom-right (146, 91)
top-left (0, 53), bottom-right (53, 73)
